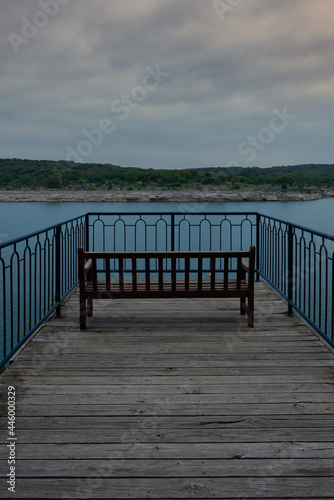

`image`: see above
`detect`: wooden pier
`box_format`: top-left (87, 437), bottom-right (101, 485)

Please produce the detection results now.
top-left (1, 282), bottom-right (334, 498)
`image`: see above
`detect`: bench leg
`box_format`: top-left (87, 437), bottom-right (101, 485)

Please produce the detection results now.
top-left (240, 297), bottom-right (254, 327)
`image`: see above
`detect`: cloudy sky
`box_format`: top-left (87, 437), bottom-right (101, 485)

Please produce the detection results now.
top-left (1, 0), bottom-right (333, 169)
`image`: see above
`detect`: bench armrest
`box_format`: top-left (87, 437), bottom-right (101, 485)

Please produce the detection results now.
top-left (241, 258), bottom-right (249, 272)
top-left (84, 259), bottom-right (92, 275)
top-left (78, 248), bottom-right (93, 285)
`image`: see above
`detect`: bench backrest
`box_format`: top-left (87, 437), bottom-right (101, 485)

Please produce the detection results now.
top-left (78, 247), bottom-right (255, 293)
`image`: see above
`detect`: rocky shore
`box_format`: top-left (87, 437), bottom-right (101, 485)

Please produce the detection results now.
top-left (0, 187), bottom-right (333, 203)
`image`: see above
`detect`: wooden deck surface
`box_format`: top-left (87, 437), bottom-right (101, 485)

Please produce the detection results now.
top-left (1, 282), bottom-right (334, 498)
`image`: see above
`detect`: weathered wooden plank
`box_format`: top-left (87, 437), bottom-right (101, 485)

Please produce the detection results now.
top-left (11, 359), bottom-right (334, 371)
top-left (2, 372), bottom-right (333, 384)
top-left (4, 414), bottom-right (334, 429)
top-left (35, 333), bottom-right (317, 345)
top-left (4, 367), bottom-right (334, 379)
top-left (25, 342), bottom-right (329, 354)
top-left (13, 392), bottom-right (334, 404)
top-left (11, 382), bottom-right (334, 395)
top-left (30, 322), bottom-right (318, 334)
top-left (14, 441), bottom-right (334, 460)
top-left (1, 477), bottom-right (334, 499)
top-left (11, 402), bottom-right (334, 416)
top-left (7, 427), bottom-right (334, 444)
top-left (2, 458), bottom-right (334, 477)
top-left (12, 350), bottom-right (334, 361)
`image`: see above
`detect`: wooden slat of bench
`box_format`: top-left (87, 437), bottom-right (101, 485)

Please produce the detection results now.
top-left (210, 257), bottom-right (215, 290)
top-left (84, 279), bottom-right (249, 293)
top-left (171, 257), bottom-right (176, 291)
top-left (119, 257), bottom-right (124, 291)
top-left (224, 256), bottom-right (229, 290)
top-left (185, 257), bottom-right (190, 291)
top-left (132, 258), bottom-right (137, 291)
top-left (145, 257), bottom-right (150, 291)
top-left (198, 258), bottom-right (202, 290)
top-left (237, 256), bottom-right (242, 289)
top-left (158, 257), bottom-right (164, 291)
top-left (105, 258), bottom-right (110, 291)
top-left (92, 258), bottom-right (97, 290)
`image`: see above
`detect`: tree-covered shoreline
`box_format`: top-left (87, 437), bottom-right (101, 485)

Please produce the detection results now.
top-left (1, 158), bottom-right (334, 191)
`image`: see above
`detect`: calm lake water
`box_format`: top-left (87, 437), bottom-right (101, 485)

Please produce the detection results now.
top-left (1, 197), bottom-right (334, 244)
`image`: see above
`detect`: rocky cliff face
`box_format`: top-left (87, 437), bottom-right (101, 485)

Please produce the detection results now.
top-left (0, 188), bottom-right (333, 202)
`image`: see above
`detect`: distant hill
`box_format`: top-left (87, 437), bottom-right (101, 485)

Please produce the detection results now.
top-left (0, 158), bottom-right (333, 191)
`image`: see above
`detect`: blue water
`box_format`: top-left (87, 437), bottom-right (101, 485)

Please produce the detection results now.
top-left (0, 197), bottom-right (334, 244)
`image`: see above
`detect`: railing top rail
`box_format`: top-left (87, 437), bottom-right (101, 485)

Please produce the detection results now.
top-left (257, 212), bottom-right (334, 242)
top-left (85, 211), bottom-right (259, 216)
top-left (0, 214), bottom-right (86, 250)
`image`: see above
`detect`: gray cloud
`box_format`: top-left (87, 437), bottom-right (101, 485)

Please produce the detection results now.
top-left (0, 0), bottom-right (333, 168)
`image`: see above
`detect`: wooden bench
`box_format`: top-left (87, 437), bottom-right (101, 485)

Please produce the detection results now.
top-left (78, 246), bottom-right (255, 330)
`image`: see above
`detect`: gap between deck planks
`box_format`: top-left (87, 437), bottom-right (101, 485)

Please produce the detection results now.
top-left (0, 282), bottom-right (334, 499)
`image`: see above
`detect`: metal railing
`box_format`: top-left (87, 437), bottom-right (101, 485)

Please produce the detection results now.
top-left (257, 213), bottom-right (334, 348)
top-left (85, 212), bottom-right (257, 252)
top-left (1, 211), bottom-right (333, 369)
top-left (0, 215), bottom-right (86, 369)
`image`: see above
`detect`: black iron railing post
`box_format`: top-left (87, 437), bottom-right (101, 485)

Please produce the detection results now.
top-left (171, 214), bottom-right (175, 251)
top-left (286, 224), bottom-right (294, 317)
top-left (55, 224), bottom-right (63, 318)
top-left (85, 213), bottom-right (90, 251)
top-left (256, 213), bottom-right (260, 282)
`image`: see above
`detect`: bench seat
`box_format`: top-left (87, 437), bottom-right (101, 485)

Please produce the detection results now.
top-left (84, 279), bottom-right (250, 297)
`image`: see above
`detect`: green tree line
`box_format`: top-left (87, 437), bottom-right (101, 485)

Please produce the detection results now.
top-left (0, 158), bottom-right (334, 191)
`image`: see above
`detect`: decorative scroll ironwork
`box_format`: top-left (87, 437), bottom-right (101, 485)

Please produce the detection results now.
top-left (86, 212), bottom-right (257, 253)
